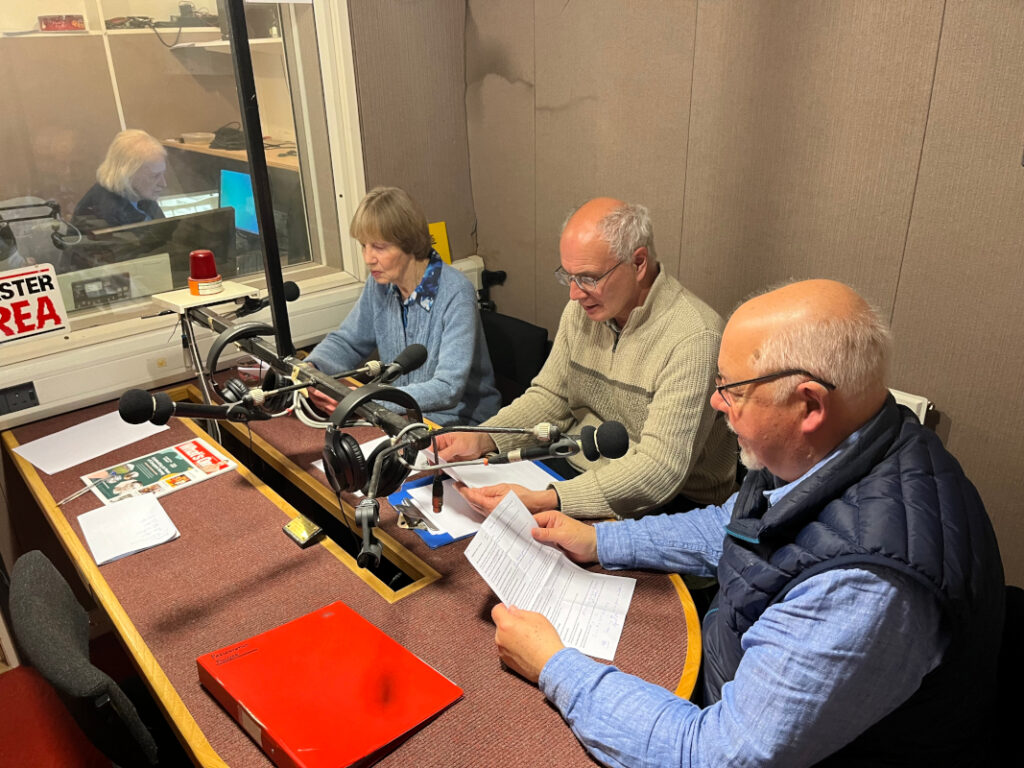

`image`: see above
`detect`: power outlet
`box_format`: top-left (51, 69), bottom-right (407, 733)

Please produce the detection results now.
top-left (0, 381), bottom-right (38, 415)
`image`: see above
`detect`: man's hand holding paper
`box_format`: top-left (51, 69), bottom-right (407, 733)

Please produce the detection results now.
top-left (465, 492), bottom-right (634, 663)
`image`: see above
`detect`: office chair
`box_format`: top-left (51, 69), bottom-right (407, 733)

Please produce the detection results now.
top-left (478, 269), bottom-right (551, 405)
top-left (991, 584), bottom-right (1024, 759)
top-left (480, 309), bottom-right (550, 406)
top-left (9, 550), bottom-right (160, 766)
top-left (0, 664), bottom-right (109, 767)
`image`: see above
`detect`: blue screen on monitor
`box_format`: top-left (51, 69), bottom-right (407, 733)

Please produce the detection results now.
top-left (219, 169), bottom-right (259, 235)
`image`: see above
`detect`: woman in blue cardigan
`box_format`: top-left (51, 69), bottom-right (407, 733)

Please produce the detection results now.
top-left (306, 186), bottom-right (500, 426)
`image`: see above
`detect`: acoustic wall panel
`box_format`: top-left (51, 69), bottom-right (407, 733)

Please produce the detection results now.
top-left (893, 1), bottom-right (1024, 585)
top-left (680, 0), bottom-right (943, 317)
top-left (466, 1), bottom-right (537, 318)
top-left (531, 0), bottom-right (696, 333)
top-left (348, 0), bottom-right (476, 259)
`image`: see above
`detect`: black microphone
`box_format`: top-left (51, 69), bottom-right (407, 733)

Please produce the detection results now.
top-left (376, 344), bottom-right (428, 384)
top-left (486, 421), bottom-right (629, 464)
top-left (118, 389), bottom-right (269, 425)
top-left (235, 281), bottom-right (300, 317)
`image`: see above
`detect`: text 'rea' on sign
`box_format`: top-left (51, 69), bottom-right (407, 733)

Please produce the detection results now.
top-left (0, 264), bottom-right (69, 344)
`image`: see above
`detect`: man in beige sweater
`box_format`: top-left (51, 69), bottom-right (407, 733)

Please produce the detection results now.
top-left (436, 197), bottom-right (736, 519)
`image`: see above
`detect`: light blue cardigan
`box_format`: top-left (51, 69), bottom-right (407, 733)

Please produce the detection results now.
top-left (306, 261), bottom-right (501, 426)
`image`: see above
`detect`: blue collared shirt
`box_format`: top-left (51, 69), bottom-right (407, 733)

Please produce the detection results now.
top-left (537, 434), bottom-right (946, 767)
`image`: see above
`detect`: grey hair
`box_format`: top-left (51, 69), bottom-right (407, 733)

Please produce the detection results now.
top-left (752, 290), bottom-right (893, 404)
top-left (562, 201), bottom-right (658, 263)
top-left (598, 202), bottom-right (657, 263)
top-left (96, 130), bottom-right (166, 201)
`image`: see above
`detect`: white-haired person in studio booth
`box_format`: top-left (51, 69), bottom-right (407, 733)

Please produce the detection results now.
top-left (72, 129), bottom-right (167, 233)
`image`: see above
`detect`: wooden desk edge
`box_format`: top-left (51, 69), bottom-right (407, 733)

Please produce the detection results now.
top-left (670, 573), bottom-right (703, 700)
top-left (3, 428), bottom-right (231, 768)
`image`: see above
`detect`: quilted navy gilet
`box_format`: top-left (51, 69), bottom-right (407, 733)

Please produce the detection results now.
top-left (701, 396), bottom-right (1004, 766)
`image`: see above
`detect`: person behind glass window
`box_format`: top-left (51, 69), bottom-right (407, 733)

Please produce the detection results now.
top-left (305, 186), bottom-right (501, 426)
top-left (72, 129), bottom-right (167, 233)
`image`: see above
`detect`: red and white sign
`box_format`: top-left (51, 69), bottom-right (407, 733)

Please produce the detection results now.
top-left (0, 264), bottom-right (69, 344)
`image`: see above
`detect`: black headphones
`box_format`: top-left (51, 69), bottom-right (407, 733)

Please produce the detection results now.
top-left (205, 322), bottom-right (291, 413)
top-left (322, 382), bottom-right (423, 498)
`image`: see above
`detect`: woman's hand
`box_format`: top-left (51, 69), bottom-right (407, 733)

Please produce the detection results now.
top-left (433, 432), bottom-right (497, 461)
top-left (307, 387), bottom-right (339, 416)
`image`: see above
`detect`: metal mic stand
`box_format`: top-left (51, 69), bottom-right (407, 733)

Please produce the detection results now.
top-left (353, 439), bottom-right (416, 569)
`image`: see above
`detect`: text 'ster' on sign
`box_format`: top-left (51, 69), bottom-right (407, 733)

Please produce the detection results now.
top-left (0, 264), bottom-right (69, 344)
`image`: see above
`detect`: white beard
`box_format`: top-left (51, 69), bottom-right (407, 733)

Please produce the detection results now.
top-left (727, 421), bottom-right (764, 471)
top-left (738, 445), bottom-right (764, 472)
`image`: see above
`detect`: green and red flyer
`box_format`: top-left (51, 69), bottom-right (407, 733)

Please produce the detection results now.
top-left (79, 438), bottom-right (236, 505)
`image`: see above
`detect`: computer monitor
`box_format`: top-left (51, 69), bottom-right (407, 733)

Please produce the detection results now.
top-left (64, 207), bottom-right (236, 288)
top-left (219, 169), bottom-right (259, 235)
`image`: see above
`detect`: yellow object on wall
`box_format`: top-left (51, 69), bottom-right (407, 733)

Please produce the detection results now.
top-left (428, 221), bottom-right (451, 263)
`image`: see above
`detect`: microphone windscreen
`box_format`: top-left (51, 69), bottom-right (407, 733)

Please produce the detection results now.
top-left (118, 389), bottom-right (156, 424)
top-left (282, 281), bottom-right (300, 302)
top-left (579, 425), bottom-right (600, 461)
top-left (394, 343), bottom-right (428, 374)
top-left (151, 392), bottom-right (176, 426)
top-left (595, 421), bottom-right (629, 459)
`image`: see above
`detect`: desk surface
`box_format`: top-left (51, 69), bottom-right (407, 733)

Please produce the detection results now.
top-left (163, 138), bottom-right (300, 172)
top-left (3, 397), bottom-right (700, 768)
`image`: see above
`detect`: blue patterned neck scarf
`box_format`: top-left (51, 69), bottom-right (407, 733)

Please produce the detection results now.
top-left (396, 250), bottom-right (442, 327)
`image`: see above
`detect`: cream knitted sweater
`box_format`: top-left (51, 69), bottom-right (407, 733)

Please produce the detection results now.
top-left (489, 270), bottom-right (736, 519)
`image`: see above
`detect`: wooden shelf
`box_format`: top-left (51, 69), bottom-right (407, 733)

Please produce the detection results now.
top-left (0, 30), bottom-right (97, 38)
top-left (171, 37), bottom-right (282, 53)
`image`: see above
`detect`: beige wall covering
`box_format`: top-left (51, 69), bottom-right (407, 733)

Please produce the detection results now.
top-left (348, 0), bottom-right (477, 258)
top-left (892, 1), bottom-right (1024, 581)
top-left (458, 0), bottom-right (1024, 584)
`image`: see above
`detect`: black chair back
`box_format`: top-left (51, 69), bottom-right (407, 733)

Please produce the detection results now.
top-left (480, 310), bottom-right (550, 406)
top-left (9, 550), bottom-right (160, 766)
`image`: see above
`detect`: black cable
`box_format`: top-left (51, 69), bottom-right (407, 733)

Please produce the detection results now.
top-left (147, 22), bottom-right (183, 48)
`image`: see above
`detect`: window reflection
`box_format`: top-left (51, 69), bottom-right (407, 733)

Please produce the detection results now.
top-left (0, 1), bottom-right (335, 320)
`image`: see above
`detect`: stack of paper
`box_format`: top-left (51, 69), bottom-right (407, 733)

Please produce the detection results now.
top-left (78, 496), bottom-right (180, 565)
top-left (12, 411), bottom-right (167, 475)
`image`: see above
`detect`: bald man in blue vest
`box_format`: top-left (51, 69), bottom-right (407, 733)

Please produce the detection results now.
top-left (490, 279), bottom-right (1005, 767)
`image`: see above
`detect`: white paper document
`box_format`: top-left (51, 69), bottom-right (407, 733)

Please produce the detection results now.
top-left (406, 480), bottom-right (485, 538)
top-left (78, 495), bottom-right (180, 565)
top-left (13, 411), bottom-right (168, 475)
top-left (465, 493), bottom-right (635, 661)
top-left (417, 448), bottom-right (558, 490)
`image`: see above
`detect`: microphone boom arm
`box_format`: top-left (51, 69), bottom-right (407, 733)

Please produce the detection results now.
top-left (187, 303), bottom-right (409, 434)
